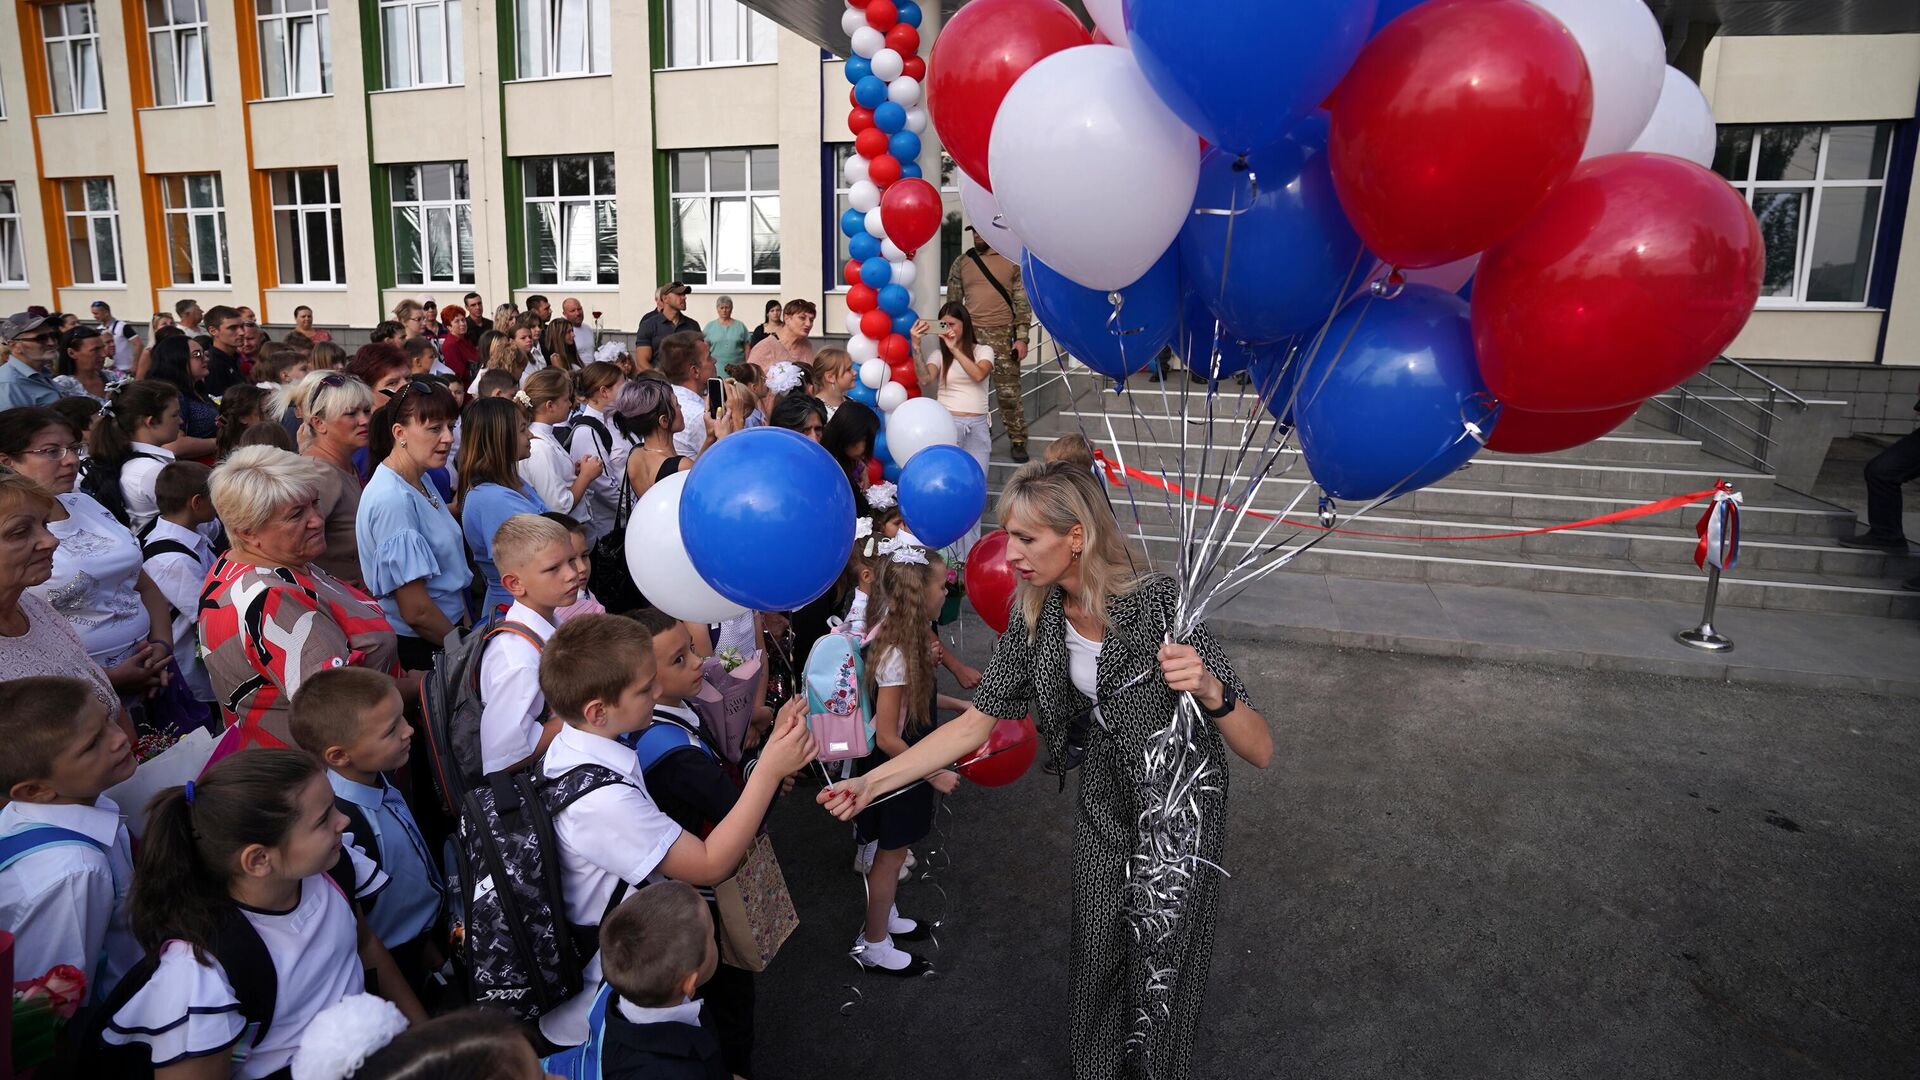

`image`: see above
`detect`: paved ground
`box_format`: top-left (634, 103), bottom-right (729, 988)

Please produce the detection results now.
top-left (750, 623), bottom-right (1920, 1080)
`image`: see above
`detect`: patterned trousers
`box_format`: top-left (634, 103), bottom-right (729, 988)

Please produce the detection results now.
top-left (979, 322), bottom-right (1028, 448)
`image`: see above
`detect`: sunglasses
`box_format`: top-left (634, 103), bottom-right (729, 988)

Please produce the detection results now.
top-left (387, 379), bottom-right (442, 406)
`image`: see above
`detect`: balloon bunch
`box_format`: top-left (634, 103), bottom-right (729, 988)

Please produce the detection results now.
top-left (840, 0), bottom-right (940, 416)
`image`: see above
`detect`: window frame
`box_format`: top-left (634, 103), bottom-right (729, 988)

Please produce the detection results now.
top-left (42, 2), bottom-right (106, 115)
top-left (159, 173), bottom-right (229, 286)
top-left (391, 162), bottom-right (475, 286)
top-left (662, 0), bottom-right (777, 70)
top-left (147, 0), bottom-right (213, 107)
top-left (0, 184), bottom-right (27, 288)
top-left (378, 0), bottom-right (462, 90)
top-left (1716, 122), bottom-right (1893, 310)
top-left (669, 147), bottom-right (780, 289)
top-left (521, 154), bottom-right (618, 287)
top-left (269, 168), bottom-right (346, 287)
top-left (255, 0), bottom-right (333, 100)
top-left (514, 0), bottom-right (610, 81)
top-left (59, 178), bottom-right (123, 287)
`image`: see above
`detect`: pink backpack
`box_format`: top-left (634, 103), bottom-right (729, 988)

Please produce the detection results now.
top-left (801, 621), bottom-right (875, 763)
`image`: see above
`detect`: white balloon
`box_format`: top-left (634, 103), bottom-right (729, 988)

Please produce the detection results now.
top-left (881, 239), bottom-right (907, 263)
top-left (877, 381), bottom-right (909, 413)
top-left (1085, 0), bottom-right (1126, 46)
top-left (959, 169), bottom-right (1025, 264)
top-left (889, 258), bottom-right (916, 288)
top-left (865, 207), bottom-right (888, 238)
top-left (871, 48), bottom-right (904, 82)
top-left (988, 46), bottom-right (1200, 291)
top-left (851, 26), bottom-right (884, 59)
top-left (1531, 0), bottom-right (1666, 159)
top-left (860, 358), bottom-right (891, 389)
top-left (840, 6), bottom-right (866, 37)
top-left (1628, 66), bottom-right (1717, 168)
top-left (905, 107), bottom-right (928, 134)
top-left (625, 472), bottom-right (749, 624)
top-left (848, 333), bottom-right (879, 362)
top-left (848, 180), bottom-right (880, 213)
top-left (842, 152), bottom-right (870, 185)
top-left (843, 310), bottom-right (862, 337)
top-left (887, 76), bottom-right (921, 108)
top-left (886, 397), bottom-right (959, 466)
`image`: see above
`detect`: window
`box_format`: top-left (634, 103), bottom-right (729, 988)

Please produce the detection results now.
top-left (270, 169), bottom-right (345, 285)
top-left (516, 0), bottom-right (608, 79)
top-left (159, 174), bottom-right (228, 285)
top-left (665, 0), bottom-right (776, 68)
top-left (522, 155), bottom-right (616, 285)
top-left (392, 162), bottom-right (473, 285)
top-left (42, 3), bottom-right (104, 114)
top-left (381, 0), bottom-right (461, 89)
top-left (671, 148), bottom-right (778, 287)
top-left (256, 0), bottom-right (332, 98)
top-left (1714, 123), bottom-right (1894, 307)
top-left (59, 178), bottom-right (121, 286)
top-left (829, 146), bottom-right (959, 290)
top-left (147, 0), bottom-right (212, 106)
top-left (0, 185), bottom-right (25, 286)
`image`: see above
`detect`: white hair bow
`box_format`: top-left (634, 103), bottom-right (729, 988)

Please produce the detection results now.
top-left (866, 481), bottom-right (897, 509)
top-left (877, 535), bottom-right (929, 565)
top-left (766, 362), bottom-right (804, 396)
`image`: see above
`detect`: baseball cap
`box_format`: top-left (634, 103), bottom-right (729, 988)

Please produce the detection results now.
top-left (656, 282), bottom-right (692, 300)
top-left (0, 312), bottom-right (56, 342)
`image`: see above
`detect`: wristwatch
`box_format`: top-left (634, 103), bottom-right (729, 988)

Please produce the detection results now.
top-left (1200, 682), bottom-right (1236, 719)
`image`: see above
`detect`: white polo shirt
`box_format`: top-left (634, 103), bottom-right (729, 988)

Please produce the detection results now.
top-left (120, 441), bottom-right (176, 534)
top-left (477, 603), bottom-right (556, 774)
top-left (141, 516), bottom-right (216, 701)
top-left (0, 796), bottom-right (141, 1002)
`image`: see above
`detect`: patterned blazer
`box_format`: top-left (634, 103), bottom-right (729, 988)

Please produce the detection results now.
top-left (971, 574), bottom-right (1254, 791)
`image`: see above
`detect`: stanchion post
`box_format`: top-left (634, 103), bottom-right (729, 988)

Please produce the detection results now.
top-left (1677, 482), bottom-right (1736, 651)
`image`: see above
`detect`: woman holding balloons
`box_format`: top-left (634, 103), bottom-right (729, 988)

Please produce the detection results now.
top-left (822, 461), bottom-right (1271, 1079)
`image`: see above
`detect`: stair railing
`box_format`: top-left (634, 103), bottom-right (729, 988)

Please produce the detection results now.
top-left (1646, 356), bottom-right (1809, 473)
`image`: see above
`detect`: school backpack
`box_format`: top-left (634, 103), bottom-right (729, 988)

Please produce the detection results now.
top-left (802, 620), bottom-right (875, 763)
top-left (457, 765), bottom-right (629, 1021)
top-left (77, 450), bottom-right (161, 527)
top-left (418, 615), bottom-right (545, 814)
top-left (554, 411), bottom-right (613, 460)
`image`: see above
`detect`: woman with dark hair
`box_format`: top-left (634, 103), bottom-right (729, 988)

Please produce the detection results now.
top-left (614, 376), bottom-right (693, 505)
top-left (769, 393), bottom-right (828, 442)
top-left (541, 318), bottom-right (579, 373)
top-left (348, 342), bottom-right (412, 398)
top-left (749, 298), bottom-right (783, 352)
top-left (356, 379), bottom-right (469, 666)
top-left (144, 335), bottom-right (219, 459)
top-left (914, 300), bottom-right (996, 555)
top-left (458, 396), bottom-right (547, 615)
top-left (54, 325), bottom-right (117, 402)
top-left (821, 400), bottom-right (881, 514)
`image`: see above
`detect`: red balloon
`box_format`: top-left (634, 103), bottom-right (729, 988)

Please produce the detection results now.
top-left (927, 0), bottom-right (1091, 190)
top-left (867, 457), bottom-right (887, 486)
top-left (849, 87), bottom-right (863, 109)
top-left (849, 107), bottom-right (875, 133)
top-left (880, 333), bottom-right (912, 363)
top-left (1473, 154), bottom-right (1763, 413)
top-left (855, 127), bottom-right (891, 160)
top-left (887, 356), bottom-right (918, 386)
top-left (847, 284), bottom-right (879, 314)
top-left (901, 55), bottom-right (925, 82)
top-left (885, 23), bottom-right (920, 55)
top-left (1484, 400), bottom-right (1642, 454)
top-left (879, 178), bottom-right (942, 254)
top-left (860, 310), bottom-right (895, 340)
top-left (866, 0), bottom-right (897, 30)
top-left (845, 259), bottom-right (864, 287)
top-left (1329, 0), bottom-right (1592, 268)
top-left (847, 0), bottom-right (869, 6)
top-left (868, 154), bottom-right (902, 187)
top-left (1091, 27), bottom-right (1111, 45)
top-left (964, 529), bottom-right (1017, 634)
top-left (955, 714), bottom-right (1038, 787)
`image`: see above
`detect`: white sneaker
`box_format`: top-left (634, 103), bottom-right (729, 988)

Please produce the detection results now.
top-left (853, 839), bottom-right (877, 876)
top-left (896, 849), bottom-right (913, 882)
top-left (851, 933), bottom-right (931, 977)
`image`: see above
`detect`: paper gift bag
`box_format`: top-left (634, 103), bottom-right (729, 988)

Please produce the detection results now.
top-left (712, 833), bottom-right (796, 973)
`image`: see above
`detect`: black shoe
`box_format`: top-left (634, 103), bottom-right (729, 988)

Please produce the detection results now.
top-left (893, 919), bottom-right (933, 943)
top-left (1188, 369), bottom-right (1209, 384)
top-left (1010, 444), bottom-right (1029, 463)
top-left (1148, 369), bottom-right (1165, 382)
top-left (1838, 532), bottom-right (1910, 552)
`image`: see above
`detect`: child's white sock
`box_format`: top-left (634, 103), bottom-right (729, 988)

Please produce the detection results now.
top-left (854, 839), bottom-right (877, 875)
top-left (852, 933), bottom-right (912, 971)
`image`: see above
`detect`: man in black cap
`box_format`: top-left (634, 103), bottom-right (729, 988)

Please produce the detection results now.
top-left (634, 282), bottom-right (698, 373)
top-left (0, 313), bottom-right (66, 408)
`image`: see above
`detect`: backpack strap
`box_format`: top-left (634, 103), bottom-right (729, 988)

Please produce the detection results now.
top-left (632, 713), bottom-right (715, 773)
top-left (572, 414), bottom-right (613, 458)
top-left (334, 797), bottom-right (382, 888)
top-left (0, 824), bottom-right (107, 872)
top-left (141, 538), bottom-right (198, 563)
top-left (968, 249), bottom-right (1018, 314)
top-left (465, 620), bottom-right (548, 694)
top-left (210, 905), bottom-right (280, 1051)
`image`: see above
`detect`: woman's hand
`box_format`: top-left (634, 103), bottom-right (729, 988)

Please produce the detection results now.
top-left (577, 454), bottom-right (603, 482)
top-left (106, 641), bottom-right (169, 695)
top-left (1157, 642), bottom-right (1224, 711)
top-left (910, 318), bottom-right (932, 342)
top-left (818, 775), bottom-right (873, 821)
top-left (927, 769), bottom-right (960, 795)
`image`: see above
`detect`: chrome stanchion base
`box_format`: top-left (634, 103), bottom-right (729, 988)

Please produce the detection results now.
top-left (1676, 624), bottom-right (1734, 651)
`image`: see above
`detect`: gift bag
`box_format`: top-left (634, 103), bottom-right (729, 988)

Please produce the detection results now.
top-left (713, 833), bottom-right (796, 973)
top-left (688, 656), bottom-right (762, 767)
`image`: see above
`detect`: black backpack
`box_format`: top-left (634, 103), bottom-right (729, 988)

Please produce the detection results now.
top-left (78, 451), bottom-right (161, 527)
top-left (554, 412), bottom-right (613, 460)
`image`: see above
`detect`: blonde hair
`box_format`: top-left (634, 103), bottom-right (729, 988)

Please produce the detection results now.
top-left (809, 347), bottom-right (853, 393)
top-left (486, 337), bottom-right (531, 379)
top-left (996, 460), bottom-right (1144, 639)
top-left (209, 445), bottom-right (324, 535)
top-left (1043, 433), bottom-right (1095, 469)
top-left (521, 367), bottom-right (574, 414)
top-left (491, 513), bottom-right (571, 576)
top-left (282, 369), bottom-right (375, 437)
top-left (0, 471), bottom-right (58, 519)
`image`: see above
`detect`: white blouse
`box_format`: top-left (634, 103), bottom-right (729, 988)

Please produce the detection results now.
top-left (30, 492), bottom-right (150, 667)
top-left (520, 421), bottom-right (585, 519)
top-left (1064, 618), bottom-right (1103, 724)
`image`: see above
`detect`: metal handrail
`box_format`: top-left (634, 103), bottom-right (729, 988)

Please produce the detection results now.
top-left (1644, 396), bottom-right (1771, 472)
top-left (1655, 355), bottom-right (1809, 473)
top-left (1720, 356), bottom-right (1810, 410)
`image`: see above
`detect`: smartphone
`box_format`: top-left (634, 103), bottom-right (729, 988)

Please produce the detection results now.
top-left (707, 377), bottom-right (725, 419)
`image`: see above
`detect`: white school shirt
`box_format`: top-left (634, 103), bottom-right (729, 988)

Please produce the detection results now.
top-left (0, 797), bottom-right (141, 1002)
top-left (568, 403), bottom-right (635, 544)
top-left (671, 384), bottom-right (707, 460)
top-left (538, 722), bottom-right (684, 1047)
top-left (520, 422), bottom-right (585, 520)
top-left (120, 441), bottom-right (176, 534)
top-left (478, 603), bottom-right (556, 774)
top-left (141, 516), bottom-right (216, 701)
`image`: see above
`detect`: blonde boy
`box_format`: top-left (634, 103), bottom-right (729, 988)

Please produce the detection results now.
top-left (477, 514), bottom-right (581, 774)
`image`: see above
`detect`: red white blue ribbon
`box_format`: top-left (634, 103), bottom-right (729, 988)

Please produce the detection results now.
top-left (1693, 484), bottom-right (1741, 571)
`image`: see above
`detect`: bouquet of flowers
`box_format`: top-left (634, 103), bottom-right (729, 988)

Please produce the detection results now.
top-left (13, 963), bottom-right (88, 1075)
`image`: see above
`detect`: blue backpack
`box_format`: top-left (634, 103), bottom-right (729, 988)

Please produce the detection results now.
top-left (801, 620), bottom-right (875, 763)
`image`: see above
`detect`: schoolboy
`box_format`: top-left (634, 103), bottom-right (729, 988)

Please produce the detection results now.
top-left (140, 460), bottom-right (217, 701)
top-left (289, 666), bottom-right (445, 988)
top-left (0, 677), bottom-right (142, 1008)
top-left (478, 514), bottom-right (581, 775)
top-left (594, 881), bottom-right (727, 1079)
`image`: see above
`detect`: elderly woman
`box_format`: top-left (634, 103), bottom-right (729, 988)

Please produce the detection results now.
top-left (295, 370), bottom-right (375, 585)
top-left (0, 471), bottom-right (132, 728)
top-left (200, 446), bottom-right (401, 744)
top-left (704, 295), bottom-right (749, 367)
top-left (438, 305), bottom-right (477, 381)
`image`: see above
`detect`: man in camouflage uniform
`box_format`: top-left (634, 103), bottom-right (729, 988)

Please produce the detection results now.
top-left (946, 227), bottom-right (1034, 462)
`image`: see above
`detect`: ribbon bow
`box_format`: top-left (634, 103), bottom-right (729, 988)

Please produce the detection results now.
top-left (1693, 483), bottom-right (1742, 571)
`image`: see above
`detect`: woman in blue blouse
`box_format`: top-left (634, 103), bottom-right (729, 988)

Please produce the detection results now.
top-left (457, 396), bottom-right (547, 616)
top-left (355, 379), bottom-right (470, 669)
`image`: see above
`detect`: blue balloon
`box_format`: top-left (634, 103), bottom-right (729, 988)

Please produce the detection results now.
top-left (681, 428), bottom-right (857, 611)
top-left (883, 461), bottom-right (901, 482)
top-left (1126, 0), bottom-right (1376, 154)
top-left (890, 311), bottom-right (917, 337)
top-left (897, 0), bottom-right (922, 27)
top-left (888, 131), bottom-right (922, 163)
top-left (1294, 285), bottom-right (1494, 502)
top-left (1368, 0), bottom-right (1426, 37)
top-left (849, 233), bottom-right (882, 262)
top-left (1246, 340), bottom-right (1303, 425)
top-left (860, 257), bottom-right (893, 290)
top-left (872, 427), bottom-right (892, 465)
top-left (897, 444), bottom-right (987, 550)
top-left (874, 102), bottom-right (907, 134)
top-left (1172, 289), bottom-right (1273, 381)
top-left (877, 284), bottom-right (911, 316)
top-left (1180, 116), bottom-right (1366, 343)
top-left (854, 76), bottom-right (888, 109)
top-left (1024, 245), bottom-right (1181, 380)
top-left (899, 162), bottom-right (923, 180)
top-left (845, 55), bottom-right (872, 84)
top-left (848, 380), bottom-right (880, 408)
top-left (840, 207), bottom-right (869, 240)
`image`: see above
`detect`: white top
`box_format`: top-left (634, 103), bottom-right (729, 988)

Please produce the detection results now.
top-left (141, 516), bottom-right (215, 702)
top-left (103, 850), bottom-right (384, 1079)
top-left (478, 602), bottom-right (556, 774)
top-left (845, 589), bottom-right (869, 637)
top-left (616, 995), bottom-right (704, 1027)
top-left (572, 323), bottom-right (596, 358)
top-left (568, 404), bottom-right (636, 544)
top-left (520, 421), bottom-right (584, 519)
top-left (32, 491), bottom-right (150, 667)
top-left (1064, 619), bottom-right (1103, 724)
top-left (120, 441), bottom-right (175, 535)
top-left (671, 384), bottom-right (708, 460)
top-left (714, 611), bottom-right (758, 661)
top-left (932, 344), bottom-right (995, 416)
top-left (538, 722), bottom-right (684, 1048)
top-left (0, 796), bottom-right (141, 1003)
top-left (103, 319), bottom-right (142, 375)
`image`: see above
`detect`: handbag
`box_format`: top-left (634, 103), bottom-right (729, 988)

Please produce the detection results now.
top-left (587, 472), bottom-right (647, 614)
top-left (712, 833), bottom-right (796, 972)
